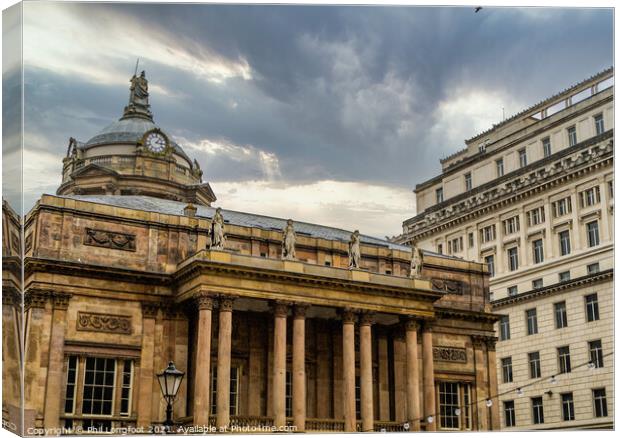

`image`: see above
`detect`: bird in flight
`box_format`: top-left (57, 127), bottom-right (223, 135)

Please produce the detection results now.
top-left (475, 6), bottom-right (483, 13)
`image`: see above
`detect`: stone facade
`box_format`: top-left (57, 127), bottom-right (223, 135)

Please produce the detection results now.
top-left (395, 68), bottom-right (614, 429)
top-left (8, 73), bottom-right (501, 434)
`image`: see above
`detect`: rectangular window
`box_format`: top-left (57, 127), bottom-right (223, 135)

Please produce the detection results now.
top-left (542, 137), bottom-right (552, 158)
top-left (119, 360), bottom-right (133, 416)
top-left (594, 114), bottom-right (604, 135)
top-left (499, 315), bottom-right (510, 341)
top-left (448, 236), bottom-right (463, 254)
top-left (561, 393), bottom-right (575, 421)
top-left (501, 357), bottom-right (513, 383)
top-left (480, 224), bottom-right (496, 243)
top-left (593, 388), bottom-right (608, 417)
top-left (532, 397), bottom-right (544, 424)
top-left (558, 346), bottom-right (571, 373)
top-left (608, 180), bottom-right (613, 199)
top-left (503, 216), bottom-right (520, 234)
top-left (438, 382), bottom-right (460, 429)
top-left (436, 188), bottom-right (444, 204)
top-left (465, 173), bottom-right (472, 191)
top-left (211, 366), bottom-right (240, 415)
top-left (586, 221), bottom-right (600, 247)
top-left (526, 309), bottom-right (538, 335)
top-left (580, 186), bottom-right (601, 207)
top-left (552, 197), bottom-right (572, 217)
top-left (508, 247), bottom-right (519, 271)
top-left (508, 286), bottom-right (518, 296)
top-left (437, 243), bottom-right (443, 254)
top-left (468, 232), bottom-right (474, 248)
top-left (484, 255), bottom-right (495, 277)
top-left (559, 230), bottom-right (571, 256)
top-left (64, 356), bottom-right (79, 415)
top-left (587, 263), bottom-right (600, 274)
top-left (559, 271), bottom-right (571, 282)
top-left (527, 207), bottom-right (545, 226)
top-left (496, 159), bottom-right (504, 177)
top-left (554, 301), bottom-right (568, 328)
top-left (82, 357), bottom-right (116, 416)
top-left (519, 148), bottom-right (527, 168)
top-left (532, 278), bottom-right (543, 289)
top-left (504, 400), bottom-right (516, 427)
top-left (567, 126), bottom-right (577, 146)
top-left (532, 239), bottom-right (544, 264)
top-left (529, 351), bottom-right (541, 378)
top-left (589, 340), bottom-right (604, 368)
top-left (585, 293), bottom-right (600, 322)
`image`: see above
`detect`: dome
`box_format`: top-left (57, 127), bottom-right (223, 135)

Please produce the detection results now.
top-left (83, 117), bottom-right (191, 163)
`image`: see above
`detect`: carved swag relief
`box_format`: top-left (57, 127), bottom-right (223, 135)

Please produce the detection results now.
top-left (433, 346), bottom-right (467, 363)
top-left (84, 228), bottom-right (136, 251)
top-left (77, 311), bottom-right (132, 334)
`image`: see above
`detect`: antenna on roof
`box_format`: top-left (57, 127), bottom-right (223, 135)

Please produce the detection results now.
top-left (502, 107), bottom-right (505, 121)
top-left (133, 58), bottom-right (140, 77)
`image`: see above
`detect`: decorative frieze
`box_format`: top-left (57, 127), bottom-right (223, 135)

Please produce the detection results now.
top-left (77, 311), bottom-right (132, 334)
top-left (431, 278), bottom-right (466, 295)
top-left (84, 227), bottom-right (136, 251)
top-left (433, 346), bottom-right (467, 363)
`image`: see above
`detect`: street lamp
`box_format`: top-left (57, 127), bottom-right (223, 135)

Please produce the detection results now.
top-left (157, 361), bottom-right (185, 431)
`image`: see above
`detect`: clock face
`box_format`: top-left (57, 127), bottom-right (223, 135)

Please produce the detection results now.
top-left (144, 131), bottom-right (167, 153)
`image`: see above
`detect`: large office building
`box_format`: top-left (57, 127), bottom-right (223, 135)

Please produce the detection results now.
top-left (395, 68), bottom-right (614, 429)
top-left (4, 72), bottom-right (503, 434)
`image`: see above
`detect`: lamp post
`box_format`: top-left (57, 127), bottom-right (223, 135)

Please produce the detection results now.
top-left (157, 361), bottom-right (185, 432)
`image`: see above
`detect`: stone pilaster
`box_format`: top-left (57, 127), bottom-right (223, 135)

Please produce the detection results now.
top-left (485, 337), bottom-right (500, 430)
top-left (193, 293), bottom-right (213, 426)
top-left (216, 296), bottom-right (235, 429)
top-left (359, 312), bottom-right (374, 432)
top-left (422, 324), bottom-right (436, 431)
top-left (43, 292), bottom-right (71, 431)
top-left (292, 304), bottom-right (308, 431)
top-left (472, 335), bottom-right (488, 430)
top-left (137, 302), bottom-right (159, 428)
top-left (341, 308), bottom-right (357, 432)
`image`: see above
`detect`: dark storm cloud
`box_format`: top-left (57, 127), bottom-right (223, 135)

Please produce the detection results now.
top-left (20, 3), bottom-right (613, 207)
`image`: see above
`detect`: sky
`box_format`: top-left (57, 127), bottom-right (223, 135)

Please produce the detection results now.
top-left (3, 1), bottom-right (614, 238)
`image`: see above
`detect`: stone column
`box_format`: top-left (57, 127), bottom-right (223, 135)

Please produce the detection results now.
top-left (292, 305), bottom-right (307, 431)
top-left (137, 302), bottom-right (158, 427)
top-left (193, 293), bottom-right (213, 426)
top-left (43, 293), bottom-right (71, 430)
top-left (359, 312), bottom-right (374, 432)
top-left (404, 317), bottom-right (421, 431)
top-left (472, 335), bottom-right (488, 430)
top-left (216, 297), bottom-right (235, 430)
top-left (342, 309), bottom-right (357, 432)
top-left (272, 302), bottom-right (288, 429)
top-left (422, 324), bottom-right (436, 431)
top-left (485, 337), bottom-right (500, 430)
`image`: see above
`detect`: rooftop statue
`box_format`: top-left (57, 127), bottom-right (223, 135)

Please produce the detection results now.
top-left (410, 246), bottom-right (423, 278)
top-left (122, 70), bottom-right (153, 120)
top-left (282, 219), bottom-right (297, 260)
top-left (209, 207), bottom-right (226, 250)
top-left (348, 230), bottom-right (361, 269)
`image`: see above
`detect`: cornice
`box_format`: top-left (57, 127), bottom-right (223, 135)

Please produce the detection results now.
top-left (401, 134), bottom-right (613, 241)
top-left (491, 269), bottom-right (613, 309)
top-left (435, 306), bottom-right (500, 323)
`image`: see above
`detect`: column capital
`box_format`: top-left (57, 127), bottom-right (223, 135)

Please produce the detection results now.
top-left (52, 292), bottom-right (72, 310)
top-left (141, 302), bottom-right (160, 318)
top-left (341, 307), bottom-right (358, 324)
top-left (293, 303), bottom-right (309, 319)
top-left (193, 292), bottom-right (214, 310)
top-left (471, 334), bottom-right (487, 348)
top-left (402, 316), bottom-right (420, 332)
top-left (24, 288), bottom-right (52, 310)
top-left (218, 295), bottom-right (236, 312)
top-left (359, 311), bottom-right (375, 326)
top-left (422, 321), bottom-right (434, 333)
top-left (271, 300), bottom-right (290, 318)
top-left (485, 336), bottom-right (498, 351)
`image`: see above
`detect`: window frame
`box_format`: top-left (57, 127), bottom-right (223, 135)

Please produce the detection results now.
top-left (561, 392), bottom-right (575, 421)
top-left (542, 137), bottom-right (552, 158)
top-left (585, 293), bottom-right (600, 322)
top-left (518, 148), bottom-right (527, 168)
top-left (526, 308), bottom-right (538, 335)
top-left (532, 239), bottom-right (544, 264)
top-left (501, 357), bottom-right (513, 383)
top-left (528, 351), bottom-right (541, 379)
top-left (503, 400), bottom-right (516, 427)
top-left (586, 221), bottom-right (600, 247)
top-left (531, 397), bottom-right (544, 425)
top-left (567, 125), bottom-right (577, 147)
top-left (588, 339), bottom-right (604, 368)
top-left (554, 301), bottom-right (568, 329)
top-left (464, 173), bottom-right (472, 191)
top-left (496, 159), bottom-right (504, 177)
top-left (559, 230), bottom-right (571, 256)
top-left (557, 346), bottom-right (571, 374)
top-left (499, 315), bottom-right (510, 341)
top-left (593, 388), bottom-right (608, 417)
top-left (507, 247), bottom-right (519, 271)
top-left (594, 113), bottom-right (604, 135)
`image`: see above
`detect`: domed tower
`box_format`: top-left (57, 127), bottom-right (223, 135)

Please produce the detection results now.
top-left (57, 71), bottom-right (216, 206)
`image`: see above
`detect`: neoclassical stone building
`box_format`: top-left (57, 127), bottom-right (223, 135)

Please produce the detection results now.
top-left (395, 68), bottom-right (614, 429)
top-left (15, 73), bottom-right (500, 434)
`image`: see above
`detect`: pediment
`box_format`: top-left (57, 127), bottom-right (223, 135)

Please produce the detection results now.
top-left (71, 164), bottom-right (120, 179)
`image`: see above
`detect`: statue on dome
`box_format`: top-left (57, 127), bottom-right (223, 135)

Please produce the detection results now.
top-left (410, 246), bottom-right (423, 278)
top-left (281, 219), bottom-right (296, 260)
top-left (129, 71), bottom-right (149, 106)
top-left (348, 230), bottom-right (361, 269)
top-left (210, 207), bottom-right (226, 250)
top-left (66, 137), bottom-right (78, 157)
